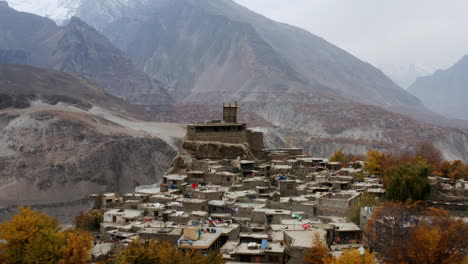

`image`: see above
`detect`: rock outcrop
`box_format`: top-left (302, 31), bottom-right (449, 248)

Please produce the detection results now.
top-left (182, 140), bottom-right (254, 160)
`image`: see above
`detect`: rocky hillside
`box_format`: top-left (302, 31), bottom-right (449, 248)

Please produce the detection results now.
top-left (244, 102), bottom-right (468, 161)
top-left (409, 56), bottom-right (468, 121)
top-left (0, 1), bottom-right (171, 105)
top-left (0, 64), bottom-right (183, 222)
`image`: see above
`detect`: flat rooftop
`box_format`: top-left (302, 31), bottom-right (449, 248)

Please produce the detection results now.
top-left (164, 174), bottom-right (187, 180)
top-left (285, 229), bottom-right (327, 248)
top-left (188, 123), bottom-right (246, 127)
top-left (177, 228), bottom-right (222, 249)
top-left (234, 242), bottom-right (284, 255)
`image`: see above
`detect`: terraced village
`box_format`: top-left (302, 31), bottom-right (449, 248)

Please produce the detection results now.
top-left (89, 104), bottom-right (467, 263)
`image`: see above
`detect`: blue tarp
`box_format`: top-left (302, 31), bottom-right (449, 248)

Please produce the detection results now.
top-left (260, 239), bottom-right (268, 250)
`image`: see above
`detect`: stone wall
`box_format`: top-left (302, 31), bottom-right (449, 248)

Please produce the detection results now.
top-left (182, 140), bottom-right (254, 160)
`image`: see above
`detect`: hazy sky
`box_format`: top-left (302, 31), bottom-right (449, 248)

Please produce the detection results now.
top-left (234, 0), bottom-right (468, 70)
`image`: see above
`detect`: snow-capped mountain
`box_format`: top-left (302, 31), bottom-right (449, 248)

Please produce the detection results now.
top-left (378, 63), bottom-right (438, 89)
top-left (5, 0), bottom-right (82, 24)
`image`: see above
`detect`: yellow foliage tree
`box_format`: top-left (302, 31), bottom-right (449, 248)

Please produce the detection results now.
top-left (329, 150), bottom-right (347, 164)
top-left (60, 230), bottom-right (94, 264)
top-left (0, 207), bottom-right (64, 264)
top-left (331, 249), bottom-right (375, 264)
top-left (0, 207), bottom-right (94, 264)
top-left (365, 150), bottom-right (385, 177)
top-left (304, 233), bottom-right (333, 264)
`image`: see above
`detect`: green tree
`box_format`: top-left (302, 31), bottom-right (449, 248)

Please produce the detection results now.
top-left (384, 163), bottom-right (432, 202)
top-left (347, 193), bottom-right (380, 225)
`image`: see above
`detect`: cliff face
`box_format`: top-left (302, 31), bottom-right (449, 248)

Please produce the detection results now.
top-left (0, 3), bottom-right (172, 105)
top-left (0, 64), bottom-right (181, 222)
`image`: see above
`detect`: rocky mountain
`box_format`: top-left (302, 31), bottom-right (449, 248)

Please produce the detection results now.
top-left (0, 64), bottom-right (183, 222)
top-left (3, 0), bottom-right (468, 163)
top-left (0, 1), bottom-right (172, 105)
top-left (72, 0), bottom-right (468, 161)
top-left (75, 0), bottom-right (424, 113)
top-left (409, 56), bottom-right (468, 121)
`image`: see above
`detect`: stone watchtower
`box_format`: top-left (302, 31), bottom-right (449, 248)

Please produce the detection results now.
top-left (184, 103), bottom-right (265, 152)
top-left (223, 102), bottom-right (238, 123)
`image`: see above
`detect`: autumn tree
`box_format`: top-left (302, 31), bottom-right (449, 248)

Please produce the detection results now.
top-left (114, 239), bottom-right (224, 264)
top-left (349, 155), bottom-right (365, 169)
top-left (414, 142), bottom-right (442, 168)
top-left (367, 203), bottom-right (468, 264)
top-left (331, 249), bottom-right (375, 264)
top-left (0, 207), bottom-right (64, 264)
top-left (347, 193), bottom-right (380, 225)
top-left (75, 210), bottom-right (103, 231)
top-left (0, 207), bottom-right (94, 264)
top-left (304, 233), bottom-right (332, 264)
top-left (329, 150), bottom-right (348, 164)
top-left (384, 163), bottom-right (432, 202)
top-left (60, 230), bottom-right (94, 264)
top-left (364, 150), bottom-right (385, 177)
top-left (440, 160), bottom-right (468, 181)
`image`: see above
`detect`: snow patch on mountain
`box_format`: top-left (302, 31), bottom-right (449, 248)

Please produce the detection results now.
top-left (6, 0), bottom-right (82, 24)
top-left (378, 63), bottom-right (438, 89)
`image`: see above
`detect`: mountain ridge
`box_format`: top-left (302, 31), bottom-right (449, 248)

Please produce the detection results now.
top-left (0, 3), bottom-right (172, 105)
top-left (409, 55), bottom-right (468, 121)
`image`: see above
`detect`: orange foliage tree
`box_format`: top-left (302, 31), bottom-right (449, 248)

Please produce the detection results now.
top-left (367, 203), bottom-right (468, 264)
top-left (114, 239), bottom-right (224, 264)
top-left (440, 160), bottom-right (468, 181)
top-left (304, 233), bottom-right (333, 264)
top-left (304, 233), bottom-right (376, 264)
